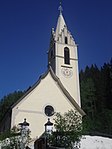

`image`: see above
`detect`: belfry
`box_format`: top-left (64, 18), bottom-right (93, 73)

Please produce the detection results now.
top-left (48, 4), bottom-right (81, 106)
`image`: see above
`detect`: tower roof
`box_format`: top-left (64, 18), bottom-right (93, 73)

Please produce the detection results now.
top-left (55, 13), bottom-right (67, 40)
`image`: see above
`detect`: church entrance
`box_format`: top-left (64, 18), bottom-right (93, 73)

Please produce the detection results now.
top-left (34, 138), bottom-right (46, 149)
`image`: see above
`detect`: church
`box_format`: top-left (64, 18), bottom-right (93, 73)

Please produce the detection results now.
top-left (0, 3), bottom-right (85, 143)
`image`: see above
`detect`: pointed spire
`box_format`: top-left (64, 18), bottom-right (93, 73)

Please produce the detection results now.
top-left (55, 1), bottom-right (66, 41)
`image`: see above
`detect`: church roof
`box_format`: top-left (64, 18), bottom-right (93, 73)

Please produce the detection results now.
top-left (11, 67), bottom-right (85, 116)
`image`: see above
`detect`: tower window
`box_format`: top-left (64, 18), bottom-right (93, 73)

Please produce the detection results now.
top-left (65, 37), bottom-right (68, 44)
top-left (64, 47), bottom-right (70, 65)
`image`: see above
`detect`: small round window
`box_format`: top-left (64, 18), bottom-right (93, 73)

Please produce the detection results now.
top-left (44, 105), bottom-right (54, 117)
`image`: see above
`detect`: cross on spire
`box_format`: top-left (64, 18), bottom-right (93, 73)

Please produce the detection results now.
top-left (58, 0), bottom-right (63, 15)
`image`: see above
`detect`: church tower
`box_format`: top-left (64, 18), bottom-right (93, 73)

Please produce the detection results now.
top-left (48, 5), bottom-right (81, 106)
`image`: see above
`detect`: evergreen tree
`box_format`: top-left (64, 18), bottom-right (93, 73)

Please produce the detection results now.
top-left (0, 91), bottom-right (24, 122)
top-left (81, 78), bottom-right (97, 119)
top-left (80, 59), bottom-right (112, 134)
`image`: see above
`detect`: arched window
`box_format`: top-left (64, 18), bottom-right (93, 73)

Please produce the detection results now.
top-left (64, 47), bottom-right (70, 64)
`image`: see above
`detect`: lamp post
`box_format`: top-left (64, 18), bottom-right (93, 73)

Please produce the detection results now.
top-left (19, 118), bottom-right (30, 149)
top-left (45, 118), bottom-right (53, 148)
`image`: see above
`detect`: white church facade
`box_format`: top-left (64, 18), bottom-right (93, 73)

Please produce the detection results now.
top-left (0, 6), bottom-right (85, 142)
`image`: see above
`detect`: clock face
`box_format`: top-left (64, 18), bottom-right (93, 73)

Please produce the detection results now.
top-left (61, 68), bottom-right (73, 78)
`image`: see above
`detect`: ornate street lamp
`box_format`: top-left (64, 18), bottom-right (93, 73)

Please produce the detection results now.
top-left (18, 118), bottom-right (30, 149)
top-left (19, 118), bottom-right (29, 127)
top-left (45, 118), bottom-right (53, 134)
top-left (44, 118), bottom-right (53, 148)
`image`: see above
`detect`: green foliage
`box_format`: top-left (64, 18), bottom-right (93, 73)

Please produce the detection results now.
top-left (80, 59), bottom-right (112, 135)
top-left (0, 91), bottom-right (24, 123)
top-left (81, 78), bottom-right (96, 119)
top-left (50, 110), bottom-right (83, 148)
top-left (0, 126), bottom-right (31, 148)
top-left (0, 126), bottom-right (20, 149)
top-left (0, 130), bottom-right (11, 141)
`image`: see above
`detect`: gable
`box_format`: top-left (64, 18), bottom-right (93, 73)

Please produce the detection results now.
top-left (11, 68), bottom-right (85, 138)
top-left (12, 67), bottom-right (85, 116)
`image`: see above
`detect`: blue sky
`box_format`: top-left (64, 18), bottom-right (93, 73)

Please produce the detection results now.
top-left (0, 0), bottom-right (112, 99)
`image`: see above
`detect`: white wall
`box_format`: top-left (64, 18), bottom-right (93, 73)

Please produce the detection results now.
top-left (11, 72), bottom-right (76, 140)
